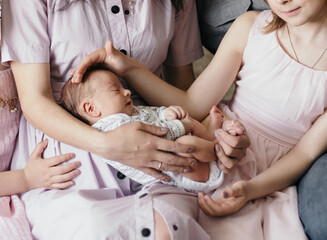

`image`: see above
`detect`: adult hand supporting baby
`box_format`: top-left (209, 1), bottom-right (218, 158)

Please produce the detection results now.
top-left (97, 121), bottom-right (196, 181)
top-left (71, 40), bottom-right (251, 176)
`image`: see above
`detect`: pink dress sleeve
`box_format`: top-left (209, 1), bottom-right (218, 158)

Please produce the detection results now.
top-left (164, 0), bottom-right (204, 66)
top-left (0, 69), bottom-right (32, 240)
top-left (1, 0), bottom-right (49, 65)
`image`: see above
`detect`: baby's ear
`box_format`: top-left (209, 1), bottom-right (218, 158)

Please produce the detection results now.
top-left (81, 99), bottom-right (100, 118)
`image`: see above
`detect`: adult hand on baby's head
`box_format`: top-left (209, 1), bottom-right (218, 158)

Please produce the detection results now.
top-left (70, 40), bottom-right (138, 83)
top-left (23, 139), bottom-right (81, 190)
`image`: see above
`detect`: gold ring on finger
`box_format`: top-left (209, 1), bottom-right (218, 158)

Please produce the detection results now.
top-left (158, 162), bottom-right (163, 170)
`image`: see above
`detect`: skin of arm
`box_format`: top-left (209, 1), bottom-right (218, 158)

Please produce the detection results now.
top-left (198, 110), bottom-right (327, 216)
top-left (72, 12), bottom-right (256, 120)
top-left (162, 63), bottom-right (196, 91)
top-left (120, 12), bottom-right (257, 121)
top-left (10, 62), bottom-right (196, 181)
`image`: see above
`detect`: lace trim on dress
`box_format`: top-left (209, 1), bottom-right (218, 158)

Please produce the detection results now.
top-left (0, 96), bottom-right (18, 113)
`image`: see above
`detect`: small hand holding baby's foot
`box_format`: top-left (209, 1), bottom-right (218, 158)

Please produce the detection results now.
top-left (222, 120), bottom-right (245, 136)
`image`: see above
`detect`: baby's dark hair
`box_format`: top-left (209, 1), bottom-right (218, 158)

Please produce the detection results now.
top-left (60, 68), bottom-right (98, 123)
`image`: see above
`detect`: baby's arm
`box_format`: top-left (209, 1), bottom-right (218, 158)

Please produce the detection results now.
top-left (164, 105), bottom-right (220, 139)
top-left (0, 139), bottom-right (80, 197)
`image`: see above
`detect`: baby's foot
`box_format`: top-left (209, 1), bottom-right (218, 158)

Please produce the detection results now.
top-left (222, 120), bottom-right (245, 136)
top-left (205, 106), bottom-right (224, 140)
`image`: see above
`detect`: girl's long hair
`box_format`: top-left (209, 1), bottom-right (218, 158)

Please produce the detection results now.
top-left (263, 0), bottom-right (327, 33)
top-left (264, 11), bottom-right (285, 33)
top-left (263, 0), bottom-right (285, 33)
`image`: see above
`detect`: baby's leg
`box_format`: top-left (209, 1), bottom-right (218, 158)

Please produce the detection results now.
top-left (181, 106), bottom-right (224, 141)
top-left (201, 106), bottom-right (224, 140)
top-left (175, 135), bottom-right (215, 182)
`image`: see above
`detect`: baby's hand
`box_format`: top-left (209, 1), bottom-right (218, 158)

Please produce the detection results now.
top-left (23, 139), bottom-right (81, 190)
top-left (222, 120), bottom-right (245, 136)
top-left (165, 105), bottom-right (188, 121)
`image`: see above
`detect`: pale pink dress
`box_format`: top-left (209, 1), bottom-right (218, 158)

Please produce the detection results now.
top-left (0, 69), bottom-right (32, 240)
top-left (198, 11), bottom-right (327, 240)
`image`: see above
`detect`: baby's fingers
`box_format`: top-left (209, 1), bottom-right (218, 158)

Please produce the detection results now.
top-left (165, 110), bottom-right (178, 121)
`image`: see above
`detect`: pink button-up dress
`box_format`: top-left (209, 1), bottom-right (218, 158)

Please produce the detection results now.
top-left (2, 1), bottom-right (207, 239)
top-left (0, 69), bottom-right (32, 240)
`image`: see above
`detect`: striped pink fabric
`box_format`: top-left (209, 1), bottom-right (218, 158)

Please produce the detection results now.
top-left (0, 68), bottom-right (32, 240)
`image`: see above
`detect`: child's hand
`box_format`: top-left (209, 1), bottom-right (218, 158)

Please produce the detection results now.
top-left (23, 139), bottom-right (81, 190)
top-left (198, 180), bottom-right (250, 216)
top-left (222, 120), bottom-right (245, 136)
top-left (165, 106), bottom-right (188, 121)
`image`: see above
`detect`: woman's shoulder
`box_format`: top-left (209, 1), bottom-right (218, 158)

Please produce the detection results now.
top-left (235, 11), bottom-right (261, 26)
top-left (231, 10), bottom-right (274, 47)
top-left (222, 11), bottom-right (261, 55)
top-left (234, 10), bottom-right (272, 30)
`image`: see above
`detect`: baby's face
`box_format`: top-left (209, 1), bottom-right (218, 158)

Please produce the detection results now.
top-left (92, 70), bottom-right (133, 117)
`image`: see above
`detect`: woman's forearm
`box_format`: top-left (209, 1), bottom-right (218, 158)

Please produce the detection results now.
top-left (10, 62), bottom-right (103, 154)
top-left (24, 97), bottom-right (102, 152)
top-left (124, 62), bottom-right (191, 111)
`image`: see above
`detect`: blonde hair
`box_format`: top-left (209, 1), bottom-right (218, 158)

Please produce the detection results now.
top-left (263, 0), bottom-right (327, 33)
top-left (263, 0), bottom-right (285, 33)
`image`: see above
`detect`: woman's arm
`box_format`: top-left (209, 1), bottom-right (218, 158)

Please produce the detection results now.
top-left (0, 140), bottom-right (79, 196)
top-left (162, 64), bottom-right (196, 91)
top-left (198, 110), bottom-right (327, 216)
top-left (72, 12), bottom-right (257, 121)
top-left (71, 12), bottom-right (258, 171)
top-left (10, 62), bottom-right (196, 180)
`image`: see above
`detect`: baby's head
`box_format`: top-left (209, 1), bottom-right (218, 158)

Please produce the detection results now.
top-left (61, 68), bottom-right (133, 125)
